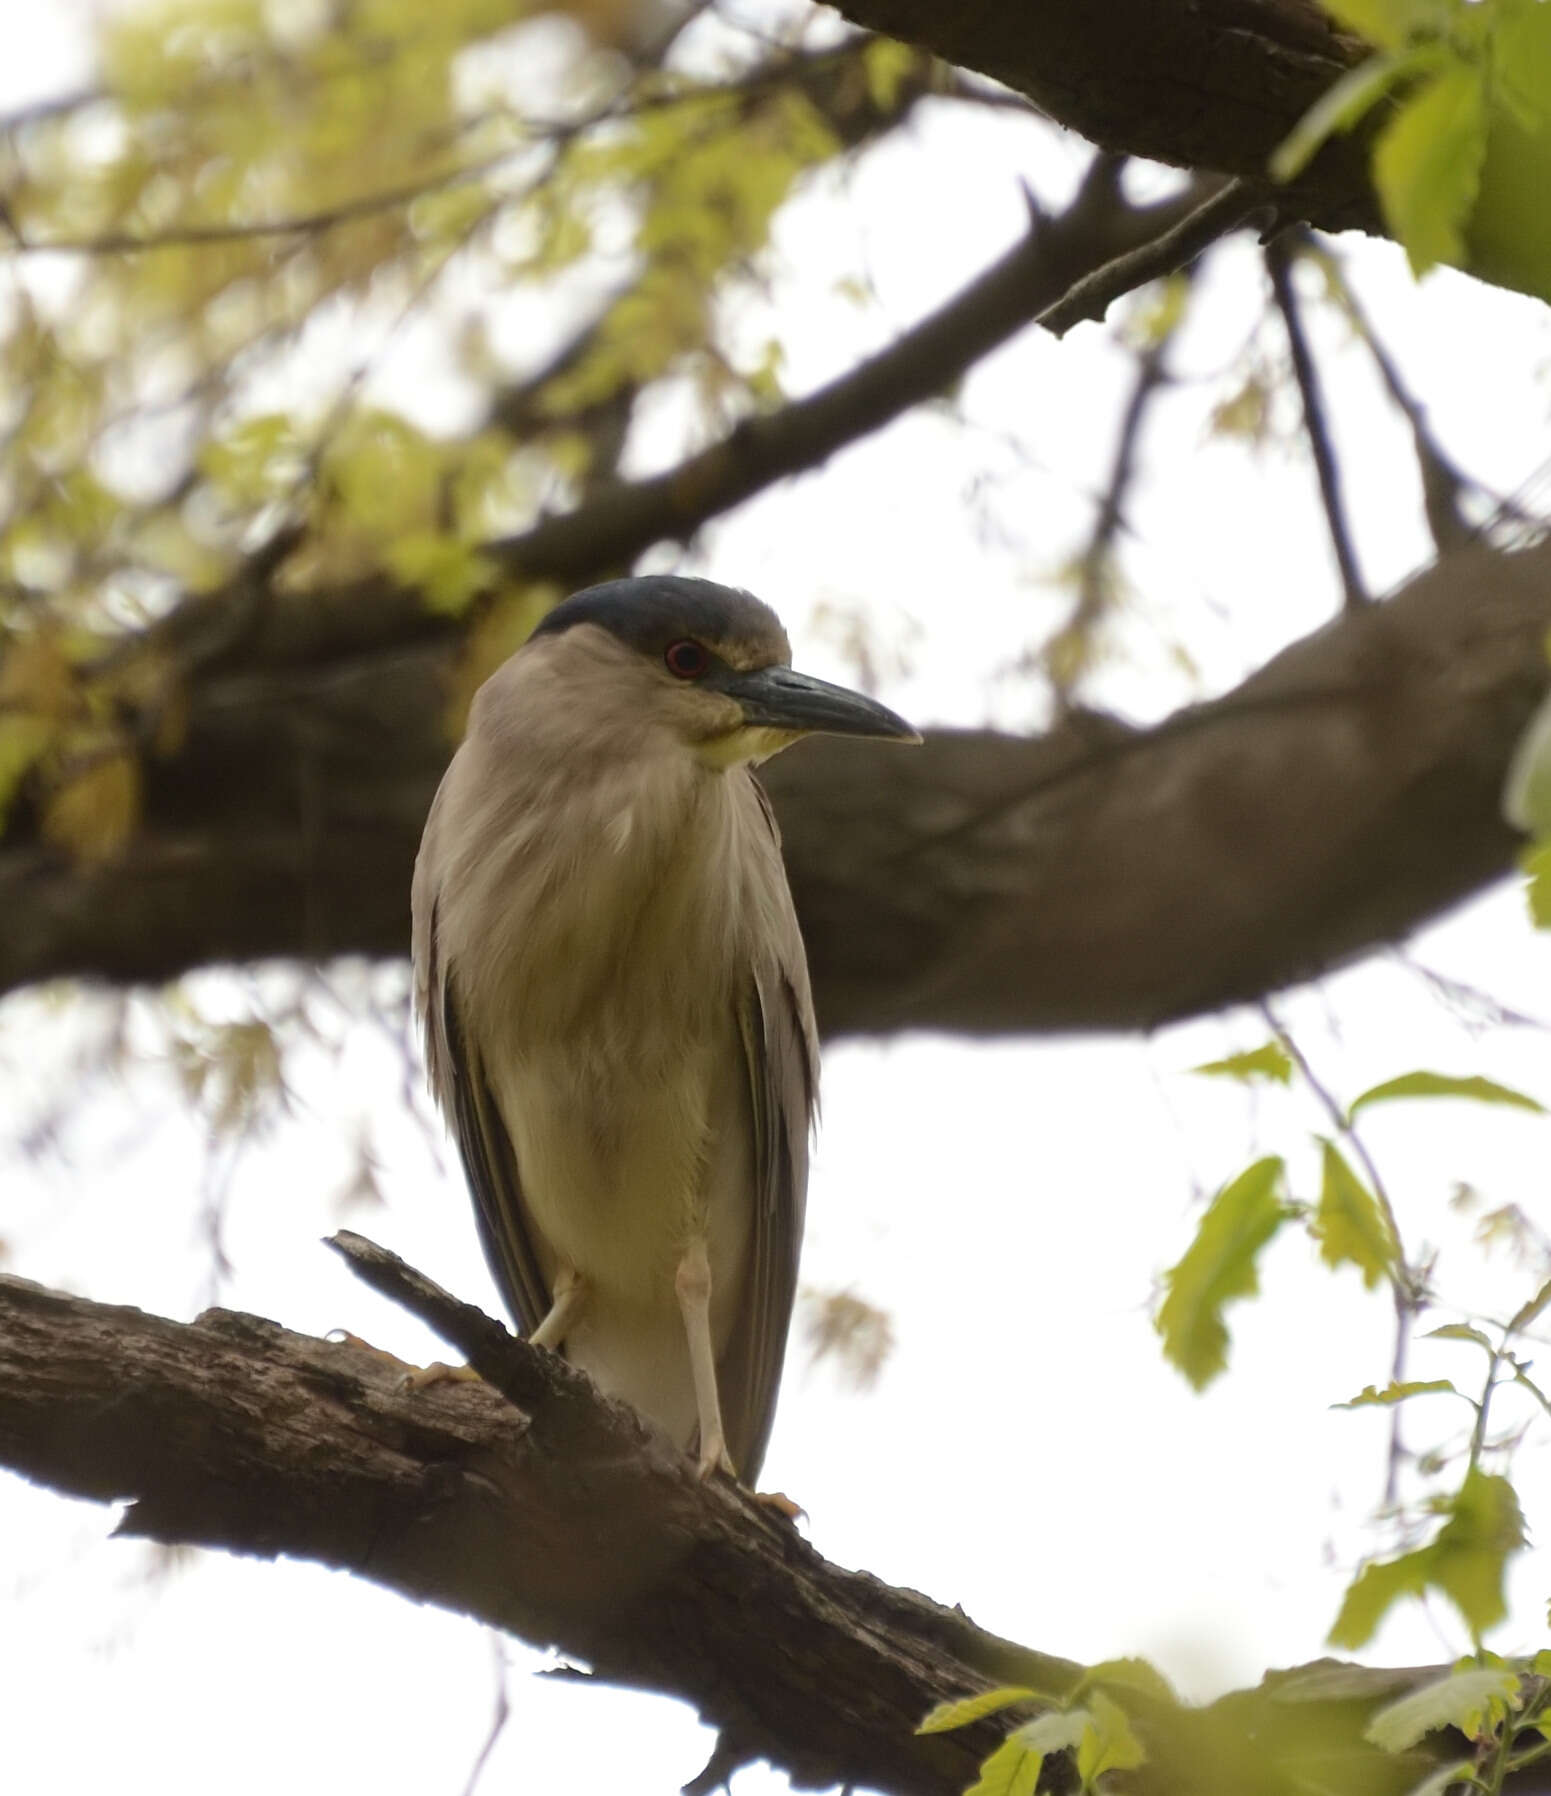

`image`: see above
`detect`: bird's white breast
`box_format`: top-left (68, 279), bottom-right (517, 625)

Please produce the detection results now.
top-left (441, 727), bottom-right (763, 1441)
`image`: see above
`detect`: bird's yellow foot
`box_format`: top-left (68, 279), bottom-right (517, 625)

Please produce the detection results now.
top-left (753, 1490), bottom-right (805, 1523)
top-left (326, 1333), bottom-right (482, 1392)
top-left (328, 1330), bottom-right (416, 1372)
top-left (401, 1360), bottom-right (483, 1393)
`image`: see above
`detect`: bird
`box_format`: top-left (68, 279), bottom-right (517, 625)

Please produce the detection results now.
top-left (411, 575), bottom-right (918, 1485)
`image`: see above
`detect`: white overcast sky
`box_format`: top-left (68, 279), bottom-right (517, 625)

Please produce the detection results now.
top-left (4, 6), bottom-right (1551, 1795)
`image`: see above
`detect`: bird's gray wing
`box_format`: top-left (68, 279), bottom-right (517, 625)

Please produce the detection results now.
top-left (421, 901), bottom-right (551, 1339)
top-left (717, 778), bottom-right (820, 1484)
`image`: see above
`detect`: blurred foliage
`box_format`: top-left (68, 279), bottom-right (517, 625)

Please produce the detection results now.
top-left (0, 0), bottom-right (944, 847)
top-left (801, 1283), bottom-right (895, 1387)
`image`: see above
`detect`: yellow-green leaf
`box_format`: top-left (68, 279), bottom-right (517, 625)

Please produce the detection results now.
top-left (1349, 1071), bottom-right (1544, 1117)
top-left (965, 1730), bottom-right (1043, 1796)
top-left (1424, 1321), bottom-right (1495, 1352)
top-left (1312, 1139), bottom-right (1397, 1289)
top-left (42, 750), bottom-right (141, 863)
top-left (384, 531), bottom-right (495, 616)
top-left (1191, 1041), bottom-right (1293, 1085)
top-left (1329, 1547), bottom-right (1435, 1650)
top-left (1366, 1666), bottom-right (1521, 1753)
top-left (1429, 1469), bottom-right (1526, 1642)
top-left (1336, 1379), bottom-right (1459, 1408)
top-left (1075, 1691), bottom-right (1146, 1786)
top-left (1525, 842), bottom-right (1551, 928)
top-left (0, 715), bottom-right (56, 829)
top-left (918, 1686), bottom-right (1039, 1735)
top-left (1503, 687), bottom-right (1551, 836)
top-left (1374, 63), bottom-right (1489, 275)
top-left (1156, 1157), bottom-right (1290, 1390)
top-left (1508, 1276), bottom-right (1551, 1337)
top-left (1467, 0), bottom-right (1551, 301)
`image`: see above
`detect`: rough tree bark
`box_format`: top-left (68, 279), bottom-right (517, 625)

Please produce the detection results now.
top-left (3, 1238), bottom-right (1542, 1796)
top-left (4, 539), bottom-right (1546, 1036)
top-left (824, 0), bottom-right (1382, 238)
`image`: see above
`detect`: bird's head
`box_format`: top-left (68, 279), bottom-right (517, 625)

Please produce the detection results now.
top-left (529, 575), bottom-right (920, 768)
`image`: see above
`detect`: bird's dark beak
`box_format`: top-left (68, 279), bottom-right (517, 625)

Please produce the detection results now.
top-left (723, 665), bottom-right (921, 743)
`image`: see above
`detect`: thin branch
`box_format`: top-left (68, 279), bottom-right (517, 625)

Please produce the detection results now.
top-left (1053, 274), bottom-right (1189, 707)
top-left (459, 1636), bottom-right (513, 1796)
top-left (487, 177), bottom-right (1258, 585)
top-left (1038, 178), bottom-right (1263, 338)
top-left (2, 38), bottom-right (931, 259)
top-left (1265, 235), bottom-right (1367, 611)
top-left (4, 152), bottom-right (522, 255)
top-left (1301, 232), bottom-right (1493, 556)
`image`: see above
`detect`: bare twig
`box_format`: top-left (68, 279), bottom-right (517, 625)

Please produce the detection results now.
top-left (459, 1635), bottom-right (513, 1796)
top-left (1300, 233), bottom-right (1486, 555)
top-left (1039, 178), bottom-right (1263, 338)
top-left (1265, 236), bottom-right (1367, 611)
top-left (1053, 273), bottom-right (1190, 707)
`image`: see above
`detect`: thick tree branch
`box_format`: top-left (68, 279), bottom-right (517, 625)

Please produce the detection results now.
top-left (822, 0), bottom-right (1382, 240)
top-left (0, 1249), bottom-right (1537, 1796)
top-left (1, 540), bottom-right (1546, 1035)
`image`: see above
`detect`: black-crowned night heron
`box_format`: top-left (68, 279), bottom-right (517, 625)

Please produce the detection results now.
top-left (411, 575), bottom-right (917, 1484)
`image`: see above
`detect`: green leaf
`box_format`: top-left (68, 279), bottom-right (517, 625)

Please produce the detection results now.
top-left (861, 38), bottom-right (920, 112)
top-left (1075, 1691), bottom-right (1146, 1787)
top-left (1526, 842), bottom-right (1551, 928)
top-left (1336, 1379), bottom-right (1459, 1408)
top-left (1374, 63), bottom-right (1489, 275)
top-left (1503, 688), bottom-right (1551, 836)
top-left (383, 530), bottom-right (495, 616)
top-left (1349, 1071), bottom-right (1545, 1117)
top-left (1366, 1666), bottom-right (1521, 1752)
top-left (965, 1730), bottom-right (1043, 1796)
top-left (1156, 1158), bottom-right (1291, 1390)
top-left (1329, 1547), bottom-right (1436, 1650)
top-left (1467, 0), bottom-right (1551, 302)
top-left (1312, 1139), bottom-right (1398, 1289)
top-left (1191, 1041), bottom-right (1293, 1085)
top-left (1400, 1763), bottom-right (1479, 1796)
top-left (1321, 0), bottom-right (1428, 47)
top-left (198, 413), bottom-right (304, 508)
top-left (1508, 1275), bottom-right (1551, 1336)
top-left (1334, 1470), bottom-right (1525, 1648)
top-left (1424, 1322), bottom-right (1495, 1351)
top-left (1429, 1470), bottom-right (1526, 1642)
top-left (918, 1687), bottom-right (1039, 1735)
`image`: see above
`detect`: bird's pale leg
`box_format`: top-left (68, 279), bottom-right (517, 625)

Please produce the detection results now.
top-left (675, 1239), bottom-right (735, 1479)
top-left (529, 1265), bottom-right (586, 1350)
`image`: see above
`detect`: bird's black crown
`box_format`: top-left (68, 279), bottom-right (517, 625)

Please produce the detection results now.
top-left (532, 576), bottom-right (788, 665)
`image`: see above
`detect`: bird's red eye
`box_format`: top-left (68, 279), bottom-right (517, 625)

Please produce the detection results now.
top-left (664, 639), bottom-right (708, 680)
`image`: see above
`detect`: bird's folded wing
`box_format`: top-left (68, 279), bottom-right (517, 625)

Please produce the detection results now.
top-left (426, 916), bottom-right (551, 1340)
top-left (719, 784), bottom-right (820, 1482)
